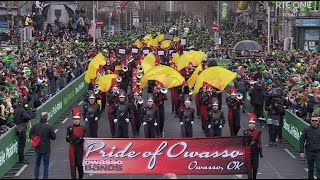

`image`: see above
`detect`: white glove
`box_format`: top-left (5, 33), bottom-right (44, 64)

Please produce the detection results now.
top-left (142, 122), bottom-right (147, 126)
top-left (95, 117), bottom-right (99, 121)
top-left (191, 121), bottom-right (194, 124)
top-left (208, 125), bottom-right (211, 129)
top-left (84, 118), bottom-right (88, 122)
top-left (154, 122), bottom-right (158, 126)
top-left (180, 122), bottom-right (183, 125)
top-left (114, 119), bottom-right (118, 123)
top-left (125, 118), bottom-right (129, 123)
top-left (219, 125), bottom-right (223, 128)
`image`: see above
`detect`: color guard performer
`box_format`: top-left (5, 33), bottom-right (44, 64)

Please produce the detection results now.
top-left (200, 82), bottom-right (214, 136)
top-left (66, 107), bottom-right (86, 179)
top-left (244, 113), bottom-right (263, 179)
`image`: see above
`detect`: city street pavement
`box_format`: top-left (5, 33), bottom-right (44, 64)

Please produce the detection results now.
top-left (13, 90), bottom-right (309, 179)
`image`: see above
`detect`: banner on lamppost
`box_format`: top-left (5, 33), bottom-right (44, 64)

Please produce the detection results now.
top-left (220, 1), bottom-right (230, 22)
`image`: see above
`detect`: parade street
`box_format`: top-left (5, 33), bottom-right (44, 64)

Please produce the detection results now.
top-left (11, 91), bottom-right (309, 179)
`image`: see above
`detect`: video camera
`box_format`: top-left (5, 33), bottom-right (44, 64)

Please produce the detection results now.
top-left (24, 104), bottom-right (37, 119)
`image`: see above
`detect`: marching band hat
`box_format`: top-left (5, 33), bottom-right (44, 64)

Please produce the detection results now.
top-left (230, 86), bottom-right (237, 96)
top-left (212, 97), bottom-right (219, 106)
top-left (248, 113), bottom-right (257, 123)
top-left (72, 106), bottom-right (81, 119)
top-left (147, 96), bottom-right (154, 102)
top-left (88, 90), bottom-right (96, 99)
top-left (119, 89), bottom-right (126, 98)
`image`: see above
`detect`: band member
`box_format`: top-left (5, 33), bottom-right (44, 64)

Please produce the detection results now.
top-left (66, 107), bottom-right (86, 179)
top-left (207, 99), bottom-right (226, 137)
top-left (82, 90), bottom-right (101, 138)
top-left (141, 96), bottom-right (160, 138)
top-left (179, 97), bottom-right (195, 137)
top-left (200, 82), bottom-right (214, 136)
top-left (129, 88), bottom-right (143, 136)
top-left (153, 81), bottom-right (168, 137)
top-left (226, 86), bottom-right (244, 136)
top-left (244, 113), bottom-right (263, 179)
top-left (112, 89), bottom-right (133, 138)
top-left (107, 79), bottom-right (119, 137)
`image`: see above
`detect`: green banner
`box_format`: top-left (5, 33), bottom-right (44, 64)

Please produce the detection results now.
top-left (220, 1), bottom-right (230, 22)
top-left (283, 110), bottom-right (309, 151)
top-left (215, 59), bottom-right (231, 68)
top-left (0, 73), bottom-right (88, 178)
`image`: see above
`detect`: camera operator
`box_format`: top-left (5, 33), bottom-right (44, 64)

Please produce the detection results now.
top-left (265, 84), bottom-right (286, 146)
top-left (14, 99), bottom-right (32, 164)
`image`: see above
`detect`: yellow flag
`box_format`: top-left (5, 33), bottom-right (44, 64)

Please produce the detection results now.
top-left (172, 53), bottom-right (180, 65)
top-left (161, 40), bottom-right (171, 49)
top-left (143, 34), bottom-right (153, 43)
top-left (91, 53), bottom-right (106, 66)
top-left (134, 39), bottom-right (142, 48)
top-left (156, 34), bottom-right (165, 43)
top-left (147, 39), bottom-right (158, 47)
top-left (173, 37), bottom-right (180, 42)
top-left (141, 53), bottom-right (156, 73)
top-left (187, 64), bottom-right (203, 88)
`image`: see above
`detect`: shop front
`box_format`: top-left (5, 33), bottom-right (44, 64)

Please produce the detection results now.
top-left (295, 19), bottom-right (320, 51)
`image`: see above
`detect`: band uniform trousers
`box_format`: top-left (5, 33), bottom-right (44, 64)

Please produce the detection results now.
top-left (116, 120), bottom-right (129, 138)
top-left (200, 104), bottom-right (208, 133)
top-left (208, 124), bottom-right (222, 137)
top-left (133, 111), bottom-right (141, 136)
top-left (228, 108), bottom-right (241, 136)
top-left (87, 121), bottom-right (98, 138)
top-left (144, 121), bottom-right (157, 138)
top-left (159, 104), bottom-right (165, 134)
top-left (100, 93), bottom-right (107, 112)
top-left (195, 94), bottom-right (200, 117)
top-left (108, 104), bottom-right (116, 137)
top-left (181, 121), bottom-right (193, 137)
top-left (129, 114), bottom-right (136, 136)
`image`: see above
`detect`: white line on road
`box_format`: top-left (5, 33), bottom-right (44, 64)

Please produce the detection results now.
top-left (304, 168), bottom-right (317, 179)
top-left (15, 164), bottom-right (28, 176)
top-left (78, 101), bottom-right (83, 105)
top-left (284, 148), bottom-right (296, 159)
top-left (62, 117), bottom-right (68, 124)
top-left (54, 129), bottom-right (59, 133)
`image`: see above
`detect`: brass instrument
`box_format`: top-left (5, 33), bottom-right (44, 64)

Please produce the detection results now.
top-left (137, 73), bottom-right (143, 79)
top-left (122, 65), bottom-right (128, 72)
top-left (116, 76), bottom-right (122, 82)
top-left (138, 97), bottom-right (144, 104)
top-left (236, 92), bottom-right (243, 100)
top-left (129, 56), bottom-right (134, 63)
top-left (189, 89), bottom-right (193, 96)
top-left (94, 84), bottom-right (100, 94)
top-left (137, 65), bottom-right (144, 73)
top-left (136, 80), bottom-right (141, 85)
top-left (160, 88), bottom-right (168, 94)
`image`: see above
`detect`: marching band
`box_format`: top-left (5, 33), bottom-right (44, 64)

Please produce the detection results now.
top-left (80, 35), bottom-right (249, 139)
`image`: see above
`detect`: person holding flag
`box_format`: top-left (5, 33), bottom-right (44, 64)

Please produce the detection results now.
top-left (244, 113), bottom-right (263, 179)
top-left (66, 107), bottom-right (86, 179)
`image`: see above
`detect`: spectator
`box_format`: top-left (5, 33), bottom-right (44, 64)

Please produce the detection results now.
top-left (29, 112), bottom-right (56, 179)
top-left (249, 80), bottom-right (265, 125)
top-left (300, 114), bottom-right (320, 179)
top-left (14, 99), bottom-right (32, 164)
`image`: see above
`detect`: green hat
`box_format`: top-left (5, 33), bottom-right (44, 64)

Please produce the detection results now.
top-left (266, 79), bottom-right (273, 84)
top-left (297, 80), bottom-right (304, 85)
